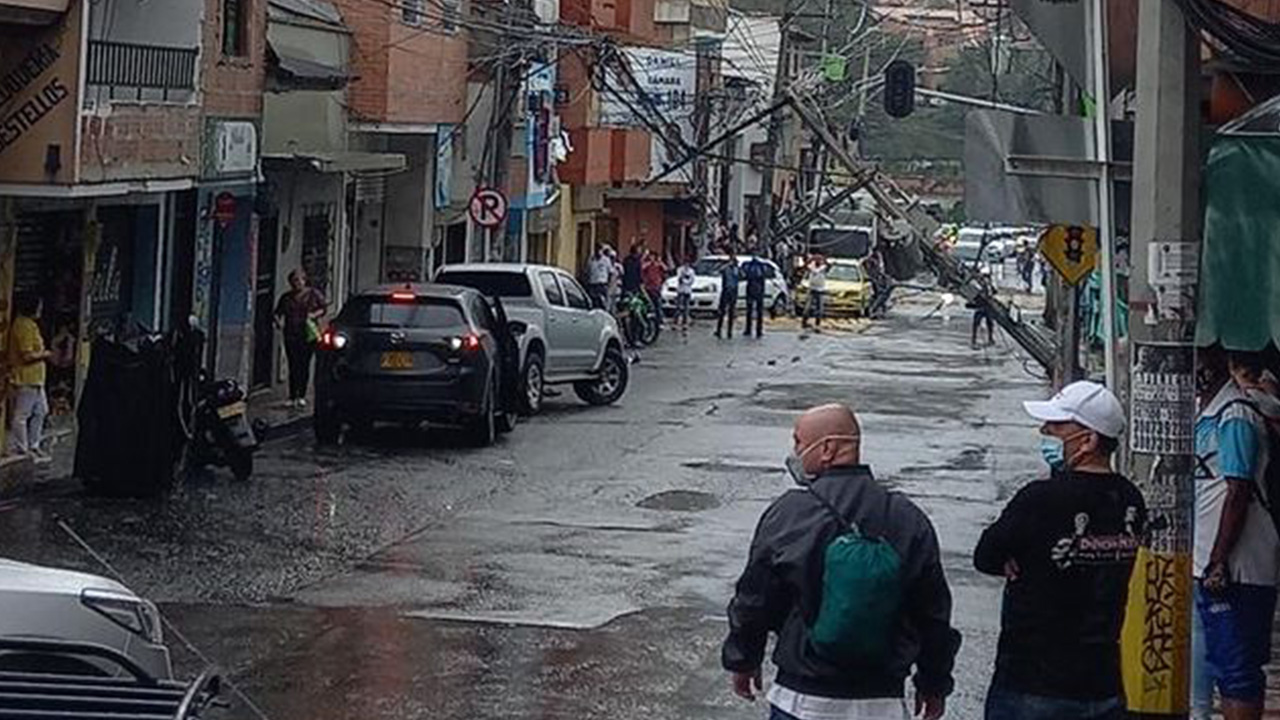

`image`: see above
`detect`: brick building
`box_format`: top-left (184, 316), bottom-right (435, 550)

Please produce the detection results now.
top-left (0, 0), bottom-right (267, 450)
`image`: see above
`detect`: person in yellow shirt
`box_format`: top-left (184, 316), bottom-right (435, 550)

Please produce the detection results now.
top-left (7, 293), bottom-right (51, 463)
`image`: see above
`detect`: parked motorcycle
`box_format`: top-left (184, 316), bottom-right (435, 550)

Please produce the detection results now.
top-left (175, 320), bottom-right (258, 482)
top-left (617, 292), bottom-right (660, 348)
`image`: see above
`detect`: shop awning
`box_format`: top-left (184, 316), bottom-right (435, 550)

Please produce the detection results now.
top-left (262, 151), bottom-right (406, 174)
top-left (267, 43), bottom-right (348, 91)
top-left (1197, 135), bottom-right (1280, 350)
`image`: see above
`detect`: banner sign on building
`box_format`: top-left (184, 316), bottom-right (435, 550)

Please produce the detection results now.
top-left (599, 48), bottom-right (696, 183)
top-left (0, 0), bottom-right (83, 184)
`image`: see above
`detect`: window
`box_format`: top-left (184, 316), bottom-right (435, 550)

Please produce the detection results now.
top-left (435, 271), bottom-right (532, 298)
top-left (338, 297), bottom-right (465, 329)
top-left (402, 0), bottom-right (425, 25)
top-left (561, 276), bottom-right (591, 311)
top-left (471, 297), bottom-right (496, 331)
top-left (539, 272), bottom-right (565, 307)
top-left (222, 0), bottom-right (248, 57)
top-left (440, 0), bottom-right (460, 33)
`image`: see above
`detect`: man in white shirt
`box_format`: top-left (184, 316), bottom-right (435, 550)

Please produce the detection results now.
top-left (585, 247), bottom-right (612, 310)
top-left (802, 255), bottom-right (829, 331)
top-left (1194, 347), bottom-right (1279, 720)
top-left (675, 256), bottom-right (697, 331)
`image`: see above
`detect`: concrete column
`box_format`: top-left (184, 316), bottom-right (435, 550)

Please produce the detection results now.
top-left (1121, 0), bottom-right (1201, 712)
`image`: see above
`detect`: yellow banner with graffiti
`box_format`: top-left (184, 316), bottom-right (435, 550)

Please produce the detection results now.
top-left (1121, 547), bottom-right (1192, 714)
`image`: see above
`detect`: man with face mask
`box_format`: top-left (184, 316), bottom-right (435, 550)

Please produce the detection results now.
top-left (723, 404), bottom-right (961, 720)
top-left (974, 380), bottom-right (1144, 720)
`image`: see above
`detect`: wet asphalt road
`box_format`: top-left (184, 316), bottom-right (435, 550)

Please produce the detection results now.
top-left (0, 294), bottom-right (1049, 720)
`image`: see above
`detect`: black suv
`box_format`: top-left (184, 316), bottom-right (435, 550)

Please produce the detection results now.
top-left (313, 284), bottom-right (519, 446)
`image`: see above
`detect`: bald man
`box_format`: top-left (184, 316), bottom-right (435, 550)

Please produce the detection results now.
top-left (723, 404), bottom-right (961, 720)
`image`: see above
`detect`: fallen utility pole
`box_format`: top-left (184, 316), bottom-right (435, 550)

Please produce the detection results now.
top-left (785, 87), bottom-right (1058, 371)
top-left (770, 183), bottom-right (861, 244)
top-left (1119, 0), bottom-right (1202, 708)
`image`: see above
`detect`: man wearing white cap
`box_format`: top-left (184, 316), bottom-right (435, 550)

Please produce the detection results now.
top-left (974, 380), bottom-right (1145, 720)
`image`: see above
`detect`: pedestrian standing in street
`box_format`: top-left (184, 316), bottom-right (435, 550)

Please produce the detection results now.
top-left (715, 253), bottom-right (740, 339)
top-left (970, 265), bottom-right (996, 348)
top-left (586, 247), bottom-right (612, 310)
top-left (622, 243), bottom-right (644, 298)
top-left (723, 403), bottom-right (961, 720)
top-left (274, 269), bottom-right (328, 408)
top-left (1193, 347), bottom-right (1279, 720)
top-left (676, 255), bottom-right (696, 333)
top-left (742, 254), bottom-right (768, 339)
top-left (642, 249), bottom-right (667, 326)
top-left (605, 246), bottom-right (623, 311)
top-left (6, 292), bottom-right (52, 464)
top-left (801, 255), bottom-right (829, 331)
top-left (975, 380), bottom-right (1144, 720)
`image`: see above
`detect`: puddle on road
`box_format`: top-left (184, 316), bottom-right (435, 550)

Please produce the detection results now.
top-left (636, 490), bottom-right (721, 512)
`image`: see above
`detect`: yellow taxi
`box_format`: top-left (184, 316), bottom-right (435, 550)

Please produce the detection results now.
top-left (793, 258), bottom-right (872, 317)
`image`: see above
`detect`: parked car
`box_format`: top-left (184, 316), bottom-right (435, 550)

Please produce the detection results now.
top-left (793, 258), bottom-right (872, 317)
top-left (434, 264), bottom-right (630, 414)
top-left (313, 284), bottom-right (520, 446)
top-left (0, 558), bottom-right (171, 680)
top-left (659, 256), bottom-right (790, 318)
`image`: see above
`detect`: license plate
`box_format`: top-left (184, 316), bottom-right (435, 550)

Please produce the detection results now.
top-left (380, 351), bottom-right (413, 369)
top-left (217, 401), bottom-right (247, 419)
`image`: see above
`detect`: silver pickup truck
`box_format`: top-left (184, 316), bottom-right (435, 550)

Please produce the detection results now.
top-left (435, 264), bottom-right (630, 414)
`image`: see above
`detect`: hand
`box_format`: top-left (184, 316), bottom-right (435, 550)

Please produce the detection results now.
top-left (1203, 560), bottom-right (1230, 594)
top-left (1003, 558), bottom-right (1021, 582)
top-left (731, 669), bottom-right (763, 701)
top-left (915, 693), bottom-right (945, 720)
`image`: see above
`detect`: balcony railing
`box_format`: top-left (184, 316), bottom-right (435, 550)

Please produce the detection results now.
top-left (87, 40), bottom-right (197, 102)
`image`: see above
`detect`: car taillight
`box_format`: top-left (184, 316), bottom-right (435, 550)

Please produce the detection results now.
top-left (319, 329), bottom-right (348, 350)
top-left (390, 291), bottom-right (415, 302)
top-left (449, 334), bottom-right (482, 352)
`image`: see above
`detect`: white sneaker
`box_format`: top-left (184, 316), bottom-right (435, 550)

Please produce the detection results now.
top-left (297, 398), bottom-right (308, 408)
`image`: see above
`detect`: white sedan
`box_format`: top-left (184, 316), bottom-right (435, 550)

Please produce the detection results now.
top-left (661, 256), bottom-right (790, 317)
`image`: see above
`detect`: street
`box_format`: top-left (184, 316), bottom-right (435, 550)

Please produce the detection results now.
top-left (0, 294), bottom-right (1047, 719)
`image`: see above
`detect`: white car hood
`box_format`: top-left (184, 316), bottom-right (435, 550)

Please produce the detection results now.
top-left (0, 558), bottom-right (133, 596)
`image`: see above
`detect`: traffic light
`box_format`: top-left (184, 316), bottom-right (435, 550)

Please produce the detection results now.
top-left (883, 60), bottom-right (915, 118)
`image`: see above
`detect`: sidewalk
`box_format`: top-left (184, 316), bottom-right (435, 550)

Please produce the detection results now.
top-left (0, 384), bottom-right (311, 500)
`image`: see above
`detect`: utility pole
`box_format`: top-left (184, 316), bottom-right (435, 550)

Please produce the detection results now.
top-left (693, 36), bottom-right (719, 259)
top-left (757, 7), bottom-right (794, 249)
top-left (1121, 0), bottom-right (1202, 710)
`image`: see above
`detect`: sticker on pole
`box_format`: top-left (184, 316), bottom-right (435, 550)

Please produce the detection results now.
top-left (1039, 224), bottom-right (1098, 285)
top-left (469, 187), bottom-right (508, 229)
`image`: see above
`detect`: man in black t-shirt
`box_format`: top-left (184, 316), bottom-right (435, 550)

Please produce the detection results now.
top-left (975, 380), bottom-right (1145, 720)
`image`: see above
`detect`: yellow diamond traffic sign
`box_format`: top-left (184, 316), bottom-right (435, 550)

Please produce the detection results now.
top-left (1039, 224), bottom-right (1098, 286)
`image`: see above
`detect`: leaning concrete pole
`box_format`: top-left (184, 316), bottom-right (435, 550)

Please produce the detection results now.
top-left (1121, 0), bottom-right (1202, 712)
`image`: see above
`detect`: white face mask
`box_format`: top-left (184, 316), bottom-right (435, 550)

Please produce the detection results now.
top-left (784, 434), bottom-right (859, 486)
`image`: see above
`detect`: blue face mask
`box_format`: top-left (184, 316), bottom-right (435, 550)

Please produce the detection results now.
top-left (1039, 435), bottom-right (1066, 470)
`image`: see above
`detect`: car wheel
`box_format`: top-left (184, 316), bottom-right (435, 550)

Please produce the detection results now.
top-left (574, 346), bottom-right (629, 406)
top-left (467, 375), bottom-right (498, 447)
top-left (520, 351), bottom-right (545, 415)
top-left (315, 409), bottom-right (341, 446)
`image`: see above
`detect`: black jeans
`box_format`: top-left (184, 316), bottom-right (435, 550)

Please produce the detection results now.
top-left (587, 283), bottom-right (608, 310)
top-left (716, 292), bottom-right (738, 337)
top-left (284, 334), bottom-right (315, 400)
top-left (745, 293), bottom-right (765, 337)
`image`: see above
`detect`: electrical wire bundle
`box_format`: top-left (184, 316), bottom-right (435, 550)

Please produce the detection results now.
top-left (1174, 0), bottom-right (1280, 72)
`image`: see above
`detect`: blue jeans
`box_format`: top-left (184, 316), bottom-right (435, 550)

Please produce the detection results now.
top-left (1195, 582), bottom-right (1278, 703)
top-left (1192, 595), bottom-right (1213, 718)
top-left (984, 685), bottom-right (1124, 720)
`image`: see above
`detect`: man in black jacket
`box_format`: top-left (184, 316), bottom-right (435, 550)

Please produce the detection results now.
top-left (723, 403), bottom-right (962, 720)
top-left (974, 380), bottom-right (1144, 720)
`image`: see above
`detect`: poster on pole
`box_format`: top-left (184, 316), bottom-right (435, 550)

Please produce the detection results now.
top-left (1129, 341), bottom-right (1196, 456)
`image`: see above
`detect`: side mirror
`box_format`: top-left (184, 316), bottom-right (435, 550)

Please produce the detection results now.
top-left (508, 320), bottom-right (528, 335)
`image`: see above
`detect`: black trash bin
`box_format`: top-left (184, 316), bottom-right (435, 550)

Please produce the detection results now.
top-left (74, 333), bottom-right (182, 497)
